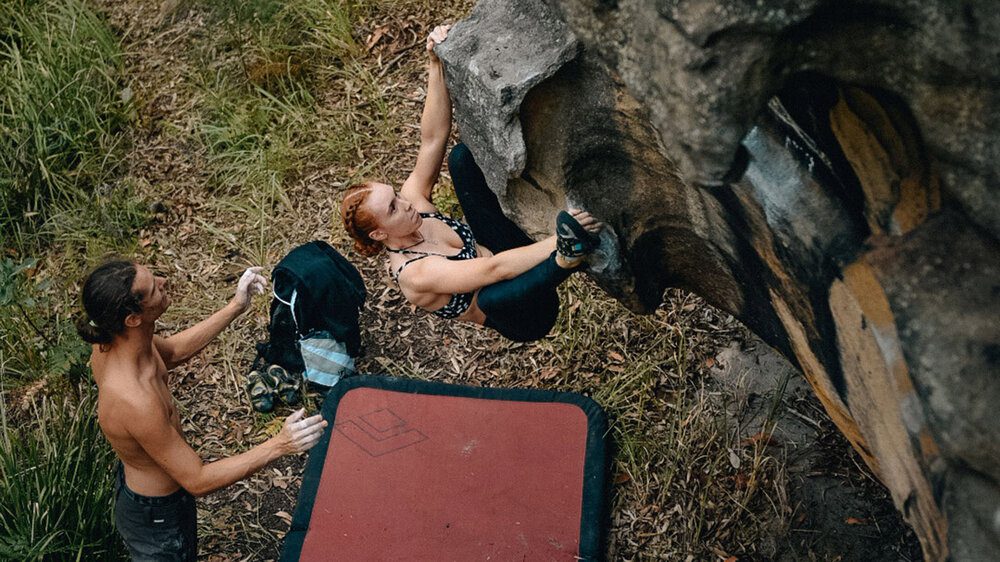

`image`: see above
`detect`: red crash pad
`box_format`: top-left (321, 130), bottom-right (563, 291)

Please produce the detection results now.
top-left (282, 375), bottom-right (608, 561)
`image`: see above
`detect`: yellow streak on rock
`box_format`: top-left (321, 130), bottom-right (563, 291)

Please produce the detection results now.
top-left (830, 259), bottom-right (948, 561)
top-left (830, 87), bottom-right (940, 236)
top-left (769, 289), bottom-right (871, 469)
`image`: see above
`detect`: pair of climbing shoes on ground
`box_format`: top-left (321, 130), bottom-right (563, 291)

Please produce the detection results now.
top-left (246, 364), bottom-right (302, 413)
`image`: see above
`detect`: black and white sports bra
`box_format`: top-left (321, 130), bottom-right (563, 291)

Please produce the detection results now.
top-left (388, 212), bottom-right (478, 319)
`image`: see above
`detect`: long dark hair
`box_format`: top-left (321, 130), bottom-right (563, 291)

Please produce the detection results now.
top-left (75, 260), bottom-right (143, 347)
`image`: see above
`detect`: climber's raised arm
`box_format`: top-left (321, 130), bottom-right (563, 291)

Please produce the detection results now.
top-left (401, 24), bottom-right (452, 206)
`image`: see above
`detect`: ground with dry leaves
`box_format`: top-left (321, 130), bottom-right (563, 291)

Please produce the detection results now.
top-left (55, 0), bottom-right (924, 559)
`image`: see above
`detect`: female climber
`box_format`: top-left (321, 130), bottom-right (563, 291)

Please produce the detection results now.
top-left (340, 24), bottom-right (603, 342)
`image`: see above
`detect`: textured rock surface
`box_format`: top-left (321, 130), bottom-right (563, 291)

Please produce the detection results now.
top-left (438, 0), bottom-right (1000, 559)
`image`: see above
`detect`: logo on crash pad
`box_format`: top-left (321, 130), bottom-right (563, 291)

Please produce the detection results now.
top-left (335, 408), bottom-right (427, 457)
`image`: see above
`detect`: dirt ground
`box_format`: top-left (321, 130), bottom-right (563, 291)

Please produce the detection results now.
top-left (91, 0), bottom-right (921, 559)
top-left (709, 341), bottom-right (921, 561)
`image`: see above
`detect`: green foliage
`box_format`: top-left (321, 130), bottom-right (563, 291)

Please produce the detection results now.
top-left (186, 0), bottom-right (395, 260)
top-left (0, 0), bottom-right (133, 245)
top-left (192, 0), bottom-right (375, 189)
top-left (212, 0), bottom-right (286, 27)
top-left (0, 257), bottom-right (89, 389)
top-left (210, 0), bottom-right (359, 58)
top-left (198, 84), bottom-right (305, 194)
top-left (0, 387), bottom-right (126, 560)
top-left (42, 178), bottom-right (148, 258)
top-left (205, 0), bottom-right (359, 90)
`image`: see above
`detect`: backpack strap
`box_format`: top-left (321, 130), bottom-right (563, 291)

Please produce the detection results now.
top-left (272, 288), bottom-right (300, 336)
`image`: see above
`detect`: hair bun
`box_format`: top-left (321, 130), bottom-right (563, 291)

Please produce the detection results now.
top-left (75, 315), bottom-right (112, 345)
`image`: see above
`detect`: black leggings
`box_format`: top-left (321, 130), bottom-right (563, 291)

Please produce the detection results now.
top-left (448, 143), bottom-right (573, 342)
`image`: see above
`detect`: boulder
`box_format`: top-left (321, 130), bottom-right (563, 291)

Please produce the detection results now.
top-left (437, 0), bottom-right (1000, 559)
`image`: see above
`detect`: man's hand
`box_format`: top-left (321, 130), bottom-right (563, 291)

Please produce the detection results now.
top-left (153, 266), bottom-right (268, 368)
top-left (426, 24), bottom-right (450, 62)
top-left (232, 267), bottom-right (267, 312)
top-left (275, 408), bottom-right (328, 455)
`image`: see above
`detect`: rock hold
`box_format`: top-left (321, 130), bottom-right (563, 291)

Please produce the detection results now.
top-left (436, 0), bottom-right (578, 197)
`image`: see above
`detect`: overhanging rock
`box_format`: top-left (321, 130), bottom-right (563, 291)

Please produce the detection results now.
top-left (438, 1), bottom-right (1000, 559)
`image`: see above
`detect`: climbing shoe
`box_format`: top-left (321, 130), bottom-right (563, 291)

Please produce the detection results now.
top-left (246, 368), bottom-right (278, 413)
top-left (556, 210), bottom-right (600, 260)
top-left (270, 364), bottom-right (302, 406)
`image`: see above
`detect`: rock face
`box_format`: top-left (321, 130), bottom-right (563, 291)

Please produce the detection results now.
top-left (437, 0), bottom-right (1000, 559)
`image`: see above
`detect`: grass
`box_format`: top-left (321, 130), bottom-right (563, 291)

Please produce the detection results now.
top-left (0, 384), bottom-right (126, 561)
top-left (0, 0), bottom-right (142, 390)
top-left (0, 0), bottom-right (135, 250)
top-left (194, 0), bottom-right (383, 180)
top-left (0, 0), bottom-right (140, 388)
top-left (543, 283), bottom-right (787, 558)
top-left (178, 0), bottom-right (400, 265)
top-left (0, 2), bottom-right (138, 558)
top-left (0, 256), bottom-right (91, 390)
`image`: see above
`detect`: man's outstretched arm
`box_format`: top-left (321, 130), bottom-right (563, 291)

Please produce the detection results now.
top-left (131, 400), bottom-right (326, 497)
top-left (155, 267), bottom-right (267, 369)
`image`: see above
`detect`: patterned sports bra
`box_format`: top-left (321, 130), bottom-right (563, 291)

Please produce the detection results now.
top-left (388, 212), bottom-right (478, 319)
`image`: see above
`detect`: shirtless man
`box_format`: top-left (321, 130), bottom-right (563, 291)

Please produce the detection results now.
top-left (77, 260), bottom-right (327, 561)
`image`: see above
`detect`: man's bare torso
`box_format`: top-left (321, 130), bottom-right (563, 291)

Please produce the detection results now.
top-left (92, 342), bottom-right (183, 496)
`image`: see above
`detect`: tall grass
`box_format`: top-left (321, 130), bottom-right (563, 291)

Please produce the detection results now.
top-left (0, 0), bottom-right (133, 248)
top-left (194, 0), bottom-right (381, 186)
top-left (0, 0), bottom-right (141, 396)
top-left (0, 4), bottom-right (137, 555)
top-left (187, 0), bottom-right (393, 262)
top-left (0, 385), bottom-right (125, 560)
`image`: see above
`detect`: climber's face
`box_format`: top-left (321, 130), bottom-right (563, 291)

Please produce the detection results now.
top-left (364, 182), bottom-right (423, 240)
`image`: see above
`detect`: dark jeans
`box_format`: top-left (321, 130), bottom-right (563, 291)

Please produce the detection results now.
top-left (448, 143), bottom-right (573, 342)
top-left (114, 464), bottom-right (197, 562)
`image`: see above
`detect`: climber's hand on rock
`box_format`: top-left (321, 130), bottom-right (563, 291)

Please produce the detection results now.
top-left (570, 209), bottom-right (603, 234)
top-left (427, 24), bottom-right (451, 62)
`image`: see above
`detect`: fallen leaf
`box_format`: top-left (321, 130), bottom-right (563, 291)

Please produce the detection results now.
top-left (740, 431), bottom-right (776, 448)
top-left (734, 472), bottom-right (748, 489)
top-left (366, 26), bottom-right (389, 51)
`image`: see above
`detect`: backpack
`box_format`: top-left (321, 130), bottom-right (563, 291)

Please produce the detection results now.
top-left (256, 241), bottom-right (366, 387)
